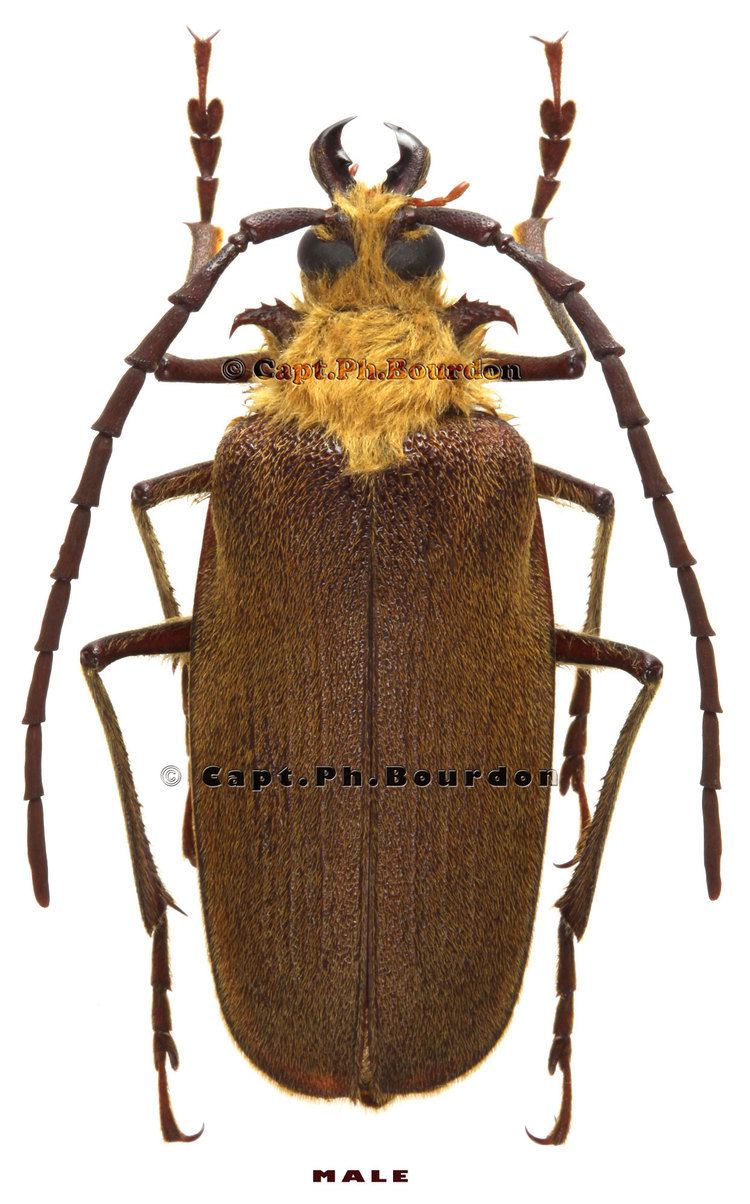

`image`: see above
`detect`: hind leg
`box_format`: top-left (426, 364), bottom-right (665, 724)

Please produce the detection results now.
top-left (81, 618), bottom-right (201, 1142)
top-left (528, 629), bottom-right (662, 1145)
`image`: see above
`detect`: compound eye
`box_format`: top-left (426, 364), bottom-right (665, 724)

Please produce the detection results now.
top-left (385, 229), bottom-right (445, 280)
top-left (298, 229), bottom-right (356, 278)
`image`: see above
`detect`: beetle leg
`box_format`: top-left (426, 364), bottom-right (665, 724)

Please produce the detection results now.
top-left (526, 916), bottom-right (575, 1146)
top-left (509, 213), bottom-right (587, 378)
top-left (527, 629), bottom-right (661, 1145)
top-left (152, 911), bottom-right (203, 1143)
top-left (131, 464), bottom-right (214, 866)
top-left (479, 348), bottom-right (585, 382)
top-left (131, 462), bottom-right (214, 620)
top-left (535, 467), bottom-right (616, 859)
top-left (508, 214), bottom-right (586, 383)
top-left (554, 629), bottom-right (663, 934)
top-left (80, 620), bottom-right (192, 928)
top-left (179, 661), bottom-right (197, 869)
top-left (154, 353), bottom-right (264, 384)
top-left (80, 618), bottom-right (201, 1142)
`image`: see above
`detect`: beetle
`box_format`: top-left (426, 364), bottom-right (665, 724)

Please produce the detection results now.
top-left (21, 31), bottom-right (722, 1145)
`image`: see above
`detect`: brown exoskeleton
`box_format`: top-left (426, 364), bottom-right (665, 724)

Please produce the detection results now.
top-left (23, 32), bottom-right (721, 1144)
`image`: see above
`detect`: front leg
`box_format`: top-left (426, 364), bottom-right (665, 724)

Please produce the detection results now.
top-left (482, 348), bottom-right (584, 382)
top-left (154, 301), bottom-right (305, 383)
top-left (512, 215), bottom-right (586, 375)
top-left (154, 353), bottom-right (262, 384)
top-left (442, 282), bottom-right (584, 383)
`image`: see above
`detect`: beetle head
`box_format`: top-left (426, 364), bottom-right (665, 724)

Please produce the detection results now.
top-left (302, 120), bottom-right (451, 291)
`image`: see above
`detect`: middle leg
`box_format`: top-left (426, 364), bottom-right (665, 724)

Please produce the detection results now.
top-left (535, 464), bottom-right (615, 849)
top-left (131, 460), bottom-right (214, 864)
top-left (131, 460), bottom-right (213, 619)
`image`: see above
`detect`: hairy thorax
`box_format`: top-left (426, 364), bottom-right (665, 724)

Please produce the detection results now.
top-left (241, 184), bottom-right (502, 473)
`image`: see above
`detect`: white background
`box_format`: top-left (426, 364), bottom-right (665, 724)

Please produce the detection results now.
top-left (3, 1), bottom-right (748, 1201)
